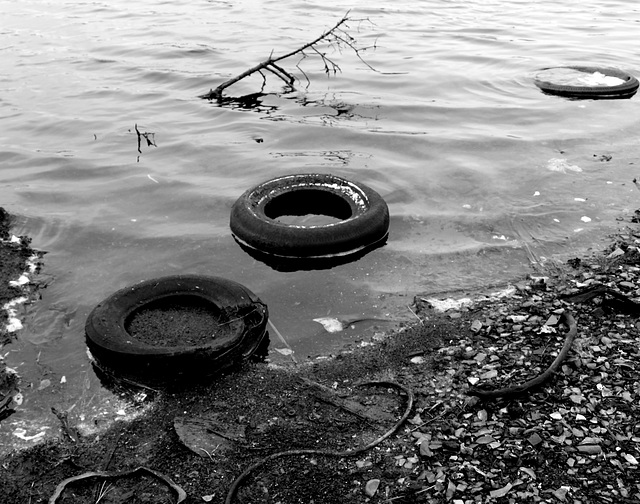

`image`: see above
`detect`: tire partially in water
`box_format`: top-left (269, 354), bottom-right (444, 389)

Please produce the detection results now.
top-left (85, 275), bottom-right (269, 385)
top-left (534, 66), bottom-right (639, 99)
top-left (230, 173), bottom-right (390, 268)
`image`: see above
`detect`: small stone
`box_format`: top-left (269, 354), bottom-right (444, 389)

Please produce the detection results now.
top-left (569, 394), bottom-right (584, 404)
top-left (474, 352), bottom-right (487, 362)
top-left (552, 487), bottom-right (569, 501)
top-left (365, 479), bottom-right (380, 497)
top-left (470, 320), bottom-right (483, 332)
top-left (528, 433), bottom-right (543, 446)
top-left (577, 445), bottom-right (602, 454)
top-left (38, 379), bottom-right (51, 391)
top-left (600, 336), bottom-right (612, 346)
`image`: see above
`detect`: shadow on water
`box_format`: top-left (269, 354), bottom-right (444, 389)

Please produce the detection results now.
top-left (201, 91), bottom-right (281, 112)
top-left (232, 235), bottom-right (389, 272)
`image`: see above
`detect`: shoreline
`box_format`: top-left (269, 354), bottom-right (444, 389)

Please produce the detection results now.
top-left (1, 208), bottom-right (639, 503)
top-left (0, 208), bottom-right (43, 421)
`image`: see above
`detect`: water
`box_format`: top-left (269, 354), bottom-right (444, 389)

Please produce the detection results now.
top-left (2, 0), bottom-right (640, 452)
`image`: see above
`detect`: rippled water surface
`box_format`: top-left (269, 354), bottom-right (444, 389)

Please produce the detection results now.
top-left (2, 0), bottom-right (640, 450)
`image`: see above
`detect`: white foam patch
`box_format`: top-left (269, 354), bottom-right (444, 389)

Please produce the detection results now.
top-left (547, 158), bottom-right (582, 173)
top-left (424, 285), bottom-right (516, 312)
top-left (1, 240), bottom-right (40, 334)
top-left (3, 296), bottom-right (28, 332)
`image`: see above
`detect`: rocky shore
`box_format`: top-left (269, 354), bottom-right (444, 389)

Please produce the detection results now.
top-left (0, 208), bottom-right (639, 503)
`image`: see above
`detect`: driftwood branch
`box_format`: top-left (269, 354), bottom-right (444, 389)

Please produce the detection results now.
top-left (467, 312), bottom-right (578, 399)
top-left (49, 466), bottom-right (187, 504)
top-left (562, 284), bottom-right (640, 314)
top-left (200, 11), bottom-right (374, 101)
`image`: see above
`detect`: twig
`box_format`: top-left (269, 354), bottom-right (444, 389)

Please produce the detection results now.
top-left (224, 380), bottom-right (414, 504)
top-left (51, 406), bottom-right (79, 444)
top-left (467, 312), bottom-right (578, 399)
top-left (94, 426), bottom-right (121, 502)
top-left (134, 124), bottom-right (156, 154)
top-left (199, 447), bottom-right (217, 462)
top-left (48, 466), bottom-right (186, 504)
top-left (268, 319), bottom-right (297, 363)
top-left (216, 305), bottom-right (262, 327)
top-left (407, 305), bottom-right (423, 325)
top-left (409, 407), bottom-right (449, 432)
top-left (299, 377), bottom-right (378, 425)
top-left (94, 481), bottom-right (112, 504)
top-left (385, 485), bottom-right (436, 502)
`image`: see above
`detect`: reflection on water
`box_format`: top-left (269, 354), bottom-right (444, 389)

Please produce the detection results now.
top-left (2, 0), bottom-right (640, 452)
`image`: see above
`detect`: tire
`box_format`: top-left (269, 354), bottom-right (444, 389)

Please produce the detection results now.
top-left (230, 174), bottom-right (390, 263)
top-left (534, 66), bottom-right (639, 99)
top-left (85, 275), bottom-right (268, 385)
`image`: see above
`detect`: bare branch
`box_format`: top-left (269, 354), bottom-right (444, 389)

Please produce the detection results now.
top-left (199, 11), bottom-right (376, 102)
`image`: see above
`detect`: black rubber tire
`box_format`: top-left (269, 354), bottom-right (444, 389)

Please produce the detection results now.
top-left (534, 66), bottom-right (639, 99)
top-left (85, 275), bottom-right (268, 385)
top-left (230, 173), bottom-right (390, 261)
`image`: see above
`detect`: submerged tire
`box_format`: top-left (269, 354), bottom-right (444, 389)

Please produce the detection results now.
top-left (85, 275), bottom-right (268, 384)
top-left (534, 66), bottom-right (639, 99)
top-left (230, 173), bottom-right (390, 262)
